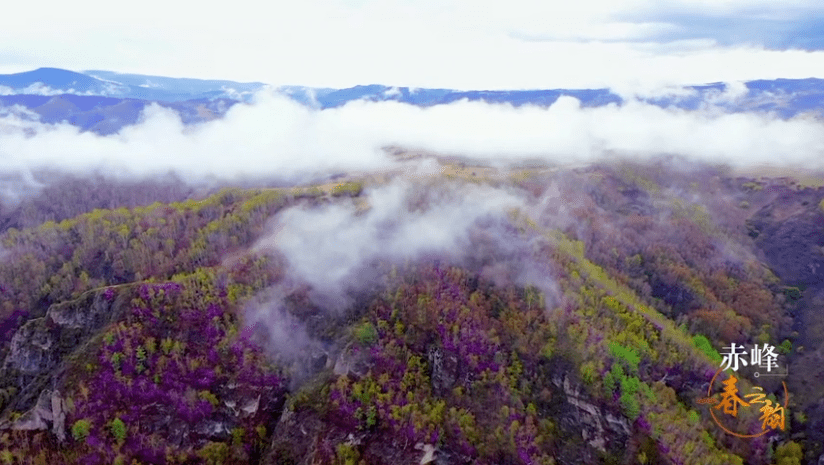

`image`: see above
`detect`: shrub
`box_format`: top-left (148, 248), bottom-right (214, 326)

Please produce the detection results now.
top-left (331, 182), bottom-right (363, 197)
top-left (111, 352), bottom-right (123, 371)
top-left (335, 443), bottom-right (362, 465)
top-left (197, 441), bottom-right (230, 465)
top-left (71, 418), bottom-right (91, 442)
top-left (742, 181), bottom-right (763, 192)
top-left (779, 339), bottom-right (792, 355)
top-left (620, 392), bottom-right (640, 421)
top-left (256, 424), bottom-right (267, 440)
top-left (603, 371), bottom-right (616, 395)
top-left (231, 427), bottom-right (245, 446)
top-left (774, 440), bottom-right (803, 465)
top-left (580, 361), bottom-right (597, 386)
top-left (110, 417), bottom-right (127, 444)
top-left (199, 390), bottom-right (220, 407)
top-left (691, 334), bottom-right (722, 364)
top-left (365, 406), bottom-right (377, 429)
top-left (688, 410), bottom-right (700, 425)
top-left (353, 322), bottom-right (378, 345)
top-left (608, 341), bottom-right (640, 374)
top-left (539, 341), bottom-right (553, 359)
top-left (783, 287), bottom-right (802, 301)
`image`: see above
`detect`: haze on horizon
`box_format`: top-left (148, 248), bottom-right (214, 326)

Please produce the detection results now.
top-left (1, 0), bottom-right (824, 92)
top-left (1, 0), bottom-right (824, 205)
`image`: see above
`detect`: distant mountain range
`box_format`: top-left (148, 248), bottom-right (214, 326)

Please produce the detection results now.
top-left (0, 67), bottom-right (823, 134)
top-left (0, 67), bottom-right (265, 102)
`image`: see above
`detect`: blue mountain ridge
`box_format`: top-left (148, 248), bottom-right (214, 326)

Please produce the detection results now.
top-left (82, 70), bottom-right (265, 102)
top-left (0, 94), bottom-right (240, 135)
top-left (0, 68), bottom-right (264, 102)
top-left (0, 68), bottom-right (822, 134)
top-left (0, 68), bottom-right (117, 94)
top-left (286, 85), bottom-right (623, 109)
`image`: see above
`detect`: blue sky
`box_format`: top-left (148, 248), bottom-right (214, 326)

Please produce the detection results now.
top-left (1, 0), bottom-right (824, 91)
top-left (622, 3), bottom-right (824, 50)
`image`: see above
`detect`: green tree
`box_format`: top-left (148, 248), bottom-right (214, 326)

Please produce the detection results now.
top-left (197, 441), bottom-right (230, 465)
top-left (110, 417), bottom-right (126, 444)
top-left (353, 321), bottom-right (378, 345)
top-left (692, 334), bottom-right (722, 364)
top-left (71, 418), bottom-right (91, 442)
top-left (773, 440), bottom-right (803, 465)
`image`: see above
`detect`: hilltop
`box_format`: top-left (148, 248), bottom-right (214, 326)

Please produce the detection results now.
top-left (0, 155), bottom-right (819, 464)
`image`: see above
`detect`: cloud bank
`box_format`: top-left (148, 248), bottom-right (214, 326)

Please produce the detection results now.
top-left (0, 88), bottom-right (822, 201)
top-left (255, 180), bottom-right (525, 309)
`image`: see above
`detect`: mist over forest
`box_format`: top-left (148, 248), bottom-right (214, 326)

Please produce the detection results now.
top-left (0, 67), bottom-right (823, 465)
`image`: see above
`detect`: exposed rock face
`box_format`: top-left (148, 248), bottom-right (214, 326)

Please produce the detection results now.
top-left (1, 287), bottom-right (129, 414)
top-left (266, 406), bottom-right (434, 465)
top-left (285, 345), bottom-right (330, 389)
top-left (550, 373), bottom-right (631, 464)
top-left (138, 382), bottom-right (284, 450)
top-left (5, 318), bottom-right (56, 376)
top-left (333, 343), bottom-right (372, 378)
top-left (415, 443), bottom-right (436, 464)
top-left (427, 346), bottom-right (460, 396)
top-left (5, 289), bottom-right (126, 376)
top-left (0, 389), bottom-right (67, 442)
top-left (267, 349), bottom-right (634, 465)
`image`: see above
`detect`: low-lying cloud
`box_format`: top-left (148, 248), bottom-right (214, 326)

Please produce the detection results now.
top-left (0, 88), bottom-right (822, 203)
top-left (254, 180), bottom-right (526, 312)
top-left (245, 178), bottom-right (547, 382)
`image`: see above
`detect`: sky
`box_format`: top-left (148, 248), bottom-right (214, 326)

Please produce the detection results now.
top-left (2, 0), bottom-right (824, 90)
top-left (1, 0), bottom-right (824, 198)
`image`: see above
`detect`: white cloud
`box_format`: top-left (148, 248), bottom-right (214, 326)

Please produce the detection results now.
top-left (383, 87), bottom-right (402, 99)
top-left (0, 82), bottom-right (125, 97)
top-left (704, 81), bottom-right (750, 105)
top-left (611, 83), bottom-right (699, 100)
top-left (0, 88), bottom-right (822, 197)
top-left (0, 0), bottom-right (823, 91)
top-left (253, 178), bottom-right (525, 311)
top-left (0, 105), bottom-right (39, 122)
top-left (0, 83), bottom-right (68, 96)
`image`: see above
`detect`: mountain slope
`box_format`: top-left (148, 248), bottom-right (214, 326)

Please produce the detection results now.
top-left (0, 68), bottom-right (122, 96)
top-left (0, 159), bottom-right (818, 464)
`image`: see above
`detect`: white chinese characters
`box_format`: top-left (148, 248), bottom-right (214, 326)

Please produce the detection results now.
top-left (719, 343), bottom-right (780, 372)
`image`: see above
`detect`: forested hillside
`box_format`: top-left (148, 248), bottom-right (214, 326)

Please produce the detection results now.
top-left (0, 159), bottom-right (819, 464)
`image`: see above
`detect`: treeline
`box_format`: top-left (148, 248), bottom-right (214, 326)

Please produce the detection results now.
top-left (0, 166), bottom-right (806, 464)
top-left (0, 187), bottom-right (295, 367)
top-left (531, 162), bottom-right (792, 347)
top-left (274, 211), bottom-right (767, 464)
top-left (0, 172), bottom-right (194, 234)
